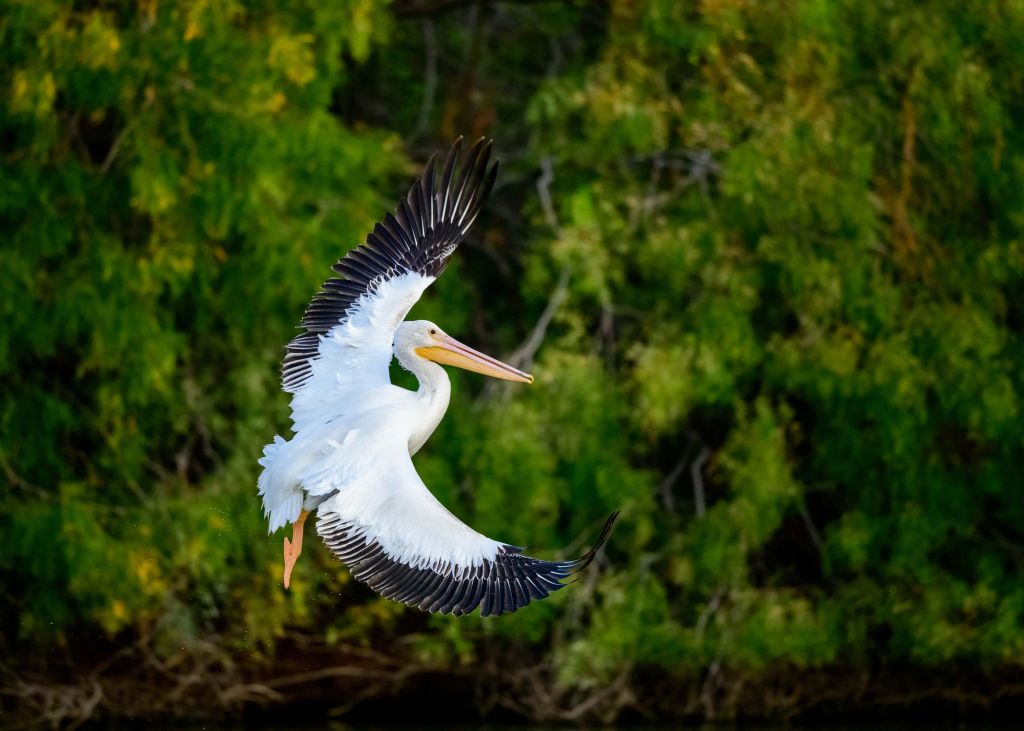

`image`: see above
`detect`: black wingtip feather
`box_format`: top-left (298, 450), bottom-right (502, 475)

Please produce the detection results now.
top-left (316, 511), bottom-right (621, 619)
top-left (569, 511), bottom-right (620, 573)
top-left (282, 136), bottom-right (500, 392)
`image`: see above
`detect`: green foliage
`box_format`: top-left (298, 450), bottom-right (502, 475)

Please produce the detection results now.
top-left (2, 0), bottom-right (1024, 721)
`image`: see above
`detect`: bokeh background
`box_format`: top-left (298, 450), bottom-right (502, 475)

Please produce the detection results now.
top-left (3, 0), bottom-right (1024, 726)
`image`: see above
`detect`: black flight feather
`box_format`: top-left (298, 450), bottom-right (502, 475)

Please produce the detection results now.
top-left (281, 137), bottom-right (499, 393)
top-left (316, 512), bottom-right (619, 617)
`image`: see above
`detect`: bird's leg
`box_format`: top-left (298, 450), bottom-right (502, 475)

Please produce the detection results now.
top-left (283, 509), bottom-right (309, 589)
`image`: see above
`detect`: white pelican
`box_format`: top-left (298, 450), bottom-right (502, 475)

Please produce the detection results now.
top-left (258, 138), bottom-right (617, 616)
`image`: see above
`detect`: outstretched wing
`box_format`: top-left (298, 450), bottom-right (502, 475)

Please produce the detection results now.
top-left (315, 437), bottom-right (618, 617)
top-left (283, 138), bottom-right (499, 427)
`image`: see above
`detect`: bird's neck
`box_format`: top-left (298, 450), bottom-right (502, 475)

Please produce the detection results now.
top-left (397, 347), bottom-right (451, 455)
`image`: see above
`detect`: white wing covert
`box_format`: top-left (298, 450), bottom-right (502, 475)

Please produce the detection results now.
top-left (315, 436), bottom-right (619, 617)
top-left (284, 138), bottom-right (499, 429)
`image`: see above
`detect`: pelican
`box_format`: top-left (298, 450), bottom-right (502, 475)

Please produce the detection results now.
top-left (258, 138), bottom-right (617, 617)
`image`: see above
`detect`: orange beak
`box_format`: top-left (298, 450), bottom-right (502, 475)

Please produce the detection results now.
top-left (416, 334), bottom-right (533, 383)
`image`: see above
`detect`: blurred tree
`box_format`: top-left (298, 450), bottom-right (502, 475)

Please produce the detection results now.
top-left (2, 0), bottom-right (1023, 725)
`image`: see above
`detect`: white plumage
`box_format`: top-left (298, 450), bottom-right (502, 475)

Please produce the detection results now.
top-left (258, 138), bottom-right (617, 617)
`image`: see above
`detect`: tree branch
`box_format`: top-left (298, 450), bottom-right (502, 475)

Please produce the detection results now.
top-left (411, 19), bottom-right (438, 142)
top-left (691, 445), bottom-right (710, 518)
top-left (506, 267), bottom-right (569, 371)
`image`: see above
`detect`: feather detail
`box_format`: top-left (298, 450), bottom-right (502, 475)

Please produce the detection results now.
top-left (282, 138), bottom-right (499, 393)
top-left (317, 511), bottom-right (619, 616)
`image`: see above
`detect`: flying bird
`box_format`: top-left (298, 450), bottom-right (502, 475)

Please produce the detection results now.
top-left (258, 138), bottom-right (617, 617)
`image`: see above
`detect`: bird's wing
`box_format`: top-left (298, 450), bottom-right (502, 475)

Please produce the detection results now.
top-left (315, 435), bottom-right (618, 617)
top-left (283, 138), bottom-right (499, 428)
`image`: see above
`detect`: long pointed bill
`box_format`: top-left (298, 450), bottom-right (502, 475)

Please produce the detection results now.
top-left (416, 335), bottom-right (533, 383)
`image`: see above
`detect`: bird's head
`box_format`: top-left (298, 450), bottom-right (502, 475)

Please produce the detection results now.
top-left (394, 321), bottom-right (533, 384)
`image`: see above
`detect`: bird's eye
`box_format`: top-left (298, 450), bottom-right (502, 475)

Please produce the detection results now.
top-left (429, 329), bottom-right (437, 336)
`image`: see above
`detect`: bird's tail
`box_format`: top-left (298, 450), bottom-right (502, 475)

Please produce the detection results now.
top-left (257, 435), bottom-right (304, 533)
